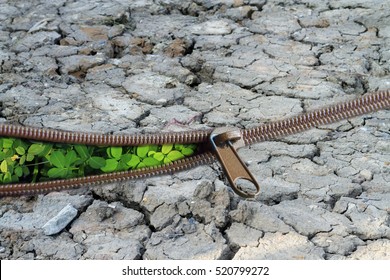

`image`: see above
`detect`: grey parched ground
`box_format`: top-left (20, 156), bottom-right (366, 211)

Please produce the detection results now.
top-left (0, 0), bottom-right (389, 260)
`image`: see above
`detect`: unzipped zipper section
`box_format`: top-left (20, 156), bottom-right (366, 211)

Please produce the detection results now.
top-left (0, 89), bottom-right (389, 197)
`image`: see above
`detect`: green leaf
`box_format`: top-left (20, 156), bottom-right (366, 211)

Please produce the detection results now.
top-left (22, 166), bottom-right (30, 176)
top-left (14, 166), bottom-right (23, 177)
top-left (28, 144), bottom-right (45, 156)
top-left (126, 155), bottom-right (140, 168)
top-left (6, 163), bottom-right (14, 174)
top-left (152, 152), bottom-right (165, 162)
top-left (89, 157), bottom-right (106, 169)
top-left (142, 157), bottom-right (161, 167)
top-left (174, 144), bottom-right (184, 151)
top-left (181, 147), bottom-right (194, 156)
top-left (47, 167), bottom-right (67, 178)
top-left (38, 144), bottom-right (52, 157)
top-left (4, 148), bottom-right (14, 157)
top-left (50, 151), bottom-right (66, 168)
top-left (109, 147), bottom-right (122, 160)
top-left (162, 144), bottom-right (173, 154)
top-left (64, 150), bottom-right (78, 167)
top-left (3, 172), bottom-right (13, 183)
top-left (19, 154), bottom-right (26, 165)
top-left (0, 160), bottom-right (8, 173)
top-left (167, 150), bottom-right (184, 161)
top-left (75, 145), bottom-right (90, 160)
top-left (120, 153), bottom-right (132, 163)
top-left (26, 153), bottom-right (34, 162)
top-left (137, 146), bottom-right (150, 158)
top-left (15, 146), bottom-right (26, 155)
top-left (101, 158), bottom-right (118, 172)
top-left (2, 138), bottom-right (14, 149)
top-left (116, 160), bottom-right (130, 171)
top-left (147, 150), bottom-right (156, 156)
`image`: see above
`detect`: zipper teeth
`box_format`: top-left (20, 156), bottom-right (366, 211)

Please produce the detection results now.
top-left (0, 152), bottom-right (215, 196)
top-left (242, 89), bottom-right (390, 144)
top-left (0, 125), bottom-right (212, 146)
top-left (0, 90), bottom-right (388, 196)
top-left (1, 91), bottom-right (388, 146)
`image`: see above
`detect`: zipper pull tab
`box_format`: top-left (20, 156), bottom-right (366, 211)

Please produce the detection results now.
top-left (210, 128), bottom-right (260, 198)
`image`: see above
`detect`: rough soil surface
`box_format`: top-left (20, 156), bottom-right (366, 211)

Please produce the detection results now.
top-left (0, 0), bottom-right (389, 260)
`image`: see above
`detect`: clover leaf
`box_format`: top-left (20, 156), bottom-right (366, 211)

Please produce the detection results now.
top-left (101, 158), bottom-right (118, 172)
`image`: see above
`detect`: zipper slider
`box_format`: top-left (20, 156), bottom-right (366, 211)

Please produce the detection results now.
top-left (210, 128), bottom-right (260, 198)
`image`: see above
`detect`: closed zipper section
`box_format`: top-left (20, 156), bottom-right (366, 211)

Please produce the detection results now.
top-left (0, 125), bottom-right (212, 146)
top-left (242, 89), bottom-right (390, 144)
top-left (0, 89), bottom-right (389, 197)
top-left (1, 90), bottom-right (388, 146)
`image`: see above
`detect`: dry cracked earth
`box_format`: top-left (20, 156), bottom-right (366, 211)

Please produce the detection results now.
top-left (0, 0), bottom-right (389, 260)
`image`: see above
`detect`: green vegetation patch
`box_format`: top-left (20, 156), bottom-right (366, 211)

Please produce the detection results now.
top-left (0, 137), bottom-right (197, 184)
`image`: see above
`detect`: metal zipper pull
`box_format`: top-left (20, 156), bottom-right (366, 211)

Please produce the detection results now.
top-left (210, 128), bottom-right (260, 198)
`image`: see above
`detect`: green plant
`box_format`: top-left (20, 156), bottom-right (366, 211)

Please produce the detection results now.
top-left (0, 137), bottom-right (197, 184)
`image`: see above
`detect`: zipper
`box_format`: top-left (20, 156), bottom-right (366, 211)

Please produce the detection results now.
top-left (210, 127), bottom-right (260, 198)
top-left (0, 90), bottom-right (389, 197)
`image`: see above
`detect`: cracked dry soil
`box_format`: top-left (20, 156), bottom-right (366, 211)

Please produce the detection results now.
top-left (0, 0), bottom-right (389, 260)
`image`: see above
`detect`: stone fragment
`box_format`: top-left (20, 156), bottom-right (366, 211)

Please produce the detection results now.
top-left (191, 20), bottom-right (232, 35)
top-left (42, 204), bottom-right (78, 236)
top-left (140, 105), bottom-right (204, 131)
top-left (69, 200), bottom-right (148, 260)
top-left (164, 38), bottom-right (193, 57)
top-left (18, 233), bottom-right (84, 260)
top-left (238, 95), bottom-right (303, 122)
top-left (131, 14), bottom-right (197, 39)
top-left (174, 165), bottom-right (217, 182)
top-left (272, 200), bottom-right (334, 237)
top-left (233, 232), bottom-right (325, 260)
top-left (141, 180), bottom-right (201, 212)
top-left (255, 177), bottom-right (300, 204)
top-left (144, 220), bottom-right (230, 259)
top-left (92, 181), bottom-right (147, 205)
top-left (0, 193), bottom-right (92, 232)
top-left (150, 203), bottom-right (178, 231)
top-left (81, 234), bottom-right (144, 260)
top-left (193, 180), bottom-right (214, 199)
top-left (11, 31), bottom-right (61, 52)
top-left (230, 201), bottom-right (292, 233)
top-left (225, 6), bottom-right (257, 21)
top-left (348, 240), bottom-right (390, 260)
top-left (57, 54), bottom-right (106, 76)
top-left (70, 201), bottom-right (144, 236)
top-left (311, 233), bottom-right (364, 255)
top-left (1, 85), bottom-right (49, 114)
top-left (358, 192), bottom-right (390, 212)
top-left (85, 64), bottom-right (126, 87)
top-left (225, 222), bottom-right (263, 248)
top-left (249, 11), bottom-right (301, 36)
top-left (343, 201), bottom-right (390, 239)
top-left (122, 72), bottom-right (187, 105)
top-left (189, 182), bottom-right (230, 228)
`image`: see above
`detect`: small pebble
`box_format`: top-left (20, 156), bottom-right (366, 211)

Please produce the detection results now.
top-left (42, 204), bottom-right (78, 236)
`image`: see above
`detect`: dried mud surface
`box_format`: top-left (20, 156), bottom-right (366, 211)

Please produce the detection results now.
top-left (0, 0), bottom-right (389, 260)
